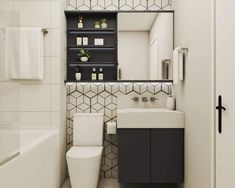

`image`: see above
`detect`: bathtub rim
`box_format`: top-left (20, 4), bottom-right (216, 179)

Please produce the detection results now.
top-left (0, 128), bottom-right (58, 168)
top-left (20, 128), bottom-right (59, 153)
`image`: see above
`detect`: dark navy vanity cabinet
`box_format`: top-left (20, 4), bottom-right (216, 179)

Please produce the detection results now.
top-left (118, 129), bottom-right (151, 183)
top-left (118, 128), bottom-right (184, 184)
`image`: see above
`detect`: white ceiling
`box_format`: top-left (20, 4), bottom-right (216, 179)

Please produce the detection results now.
top-left (118, 13), bottom-right (158, 31)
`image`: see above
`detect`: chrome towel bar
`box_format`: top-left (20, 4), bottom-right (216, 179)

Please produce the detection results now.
top-left (41, 28), bottom-right (48, 34)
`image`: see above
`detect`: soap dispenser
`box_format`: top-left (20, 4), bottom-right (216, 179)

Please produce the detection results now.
top-left (98, 68), bottom-right (104, 81)
top-left (166, 95), bottom-right (176, 110)
top-left (91, 68), bottom-right (97, 81)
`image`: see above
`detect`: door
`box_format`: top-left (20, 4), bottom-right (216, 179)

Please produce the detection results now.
top-left (216, 0), bottom-right (235, 187)
top-left (118, 129), bottom-right (150, 183)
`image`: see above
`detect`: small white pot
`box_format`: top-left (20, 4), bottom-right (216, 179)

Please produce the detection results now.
top-left (95, 24), bottom-right (101, 28)
top-left (75, 73), bottom-right (81, 81)
top-left (78, 22), bottom-right (83, 28)
top-left (101, 23), bottom-right (108, 28)
top-left (80, 56), bottom-right (88, 62)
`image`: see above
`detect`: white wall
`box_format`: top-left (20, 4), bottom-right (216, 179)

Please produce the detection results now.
top-left (118, 31), bottom-right (149, 80)
top-left (0, 1), bottom-right (21, 165)
top-left (13, 0), bottom-right (61, 128)
top-left (60, 0), bottom-right (67, 182)
top-left (173, 1), bottom-right (213, 188)
top-left (149, 13), bottom-right (173, 80)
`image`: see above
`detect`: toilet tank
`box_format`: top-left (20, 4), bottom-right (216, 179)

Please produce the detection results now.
top-left (73, 113), bottom-right (104, 146)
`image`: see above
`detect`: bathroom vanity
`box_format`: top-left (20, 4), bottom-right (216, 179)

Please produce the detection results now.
top-left (117, 108), bottom-right (184, 183)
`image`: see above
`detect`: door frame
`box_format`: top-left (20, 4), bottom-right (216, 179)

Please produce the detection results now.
top-left (212, 0), bottom-right (219, 187)
top-left (211, 0), bottom-right (216, 188)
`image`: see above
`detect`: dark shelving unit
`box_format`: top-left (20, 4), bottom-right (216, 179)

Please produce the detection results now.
top-left (65, 11), bottom-right (118, 81)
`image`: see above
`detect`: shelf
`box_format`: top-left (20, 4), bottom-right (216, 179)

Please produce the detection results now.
top-left (69, 61), bottom-right (116, 64)
top-left (68, 28), bottom-right (115, 31)
top-left (68, 28), bottom-right (115, 35)
top-left (68, 62), bottom-right (117, 67)
top-left (68, 46), bottom-right (115, 51)
top-left (68, 45), bottom-right (115, 48)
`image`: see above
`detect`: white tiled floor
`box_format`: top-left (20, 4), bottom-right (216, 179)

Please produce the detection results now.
top-left (62, 178), bottom-right (121, 188)
top-left (62, 178), bottom-right (182, 188)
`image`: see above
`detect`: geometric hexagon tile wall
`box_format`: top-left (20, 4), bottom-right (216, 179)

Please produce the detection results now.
top-left (67, 82), bottom-right (172, 178)
top-left (65, 0), bottom-right (172, 11)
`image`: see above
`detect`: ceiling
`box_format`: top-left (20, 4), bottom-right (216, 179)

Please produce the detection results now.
top-left (118, 12), bottom-right (158, 31)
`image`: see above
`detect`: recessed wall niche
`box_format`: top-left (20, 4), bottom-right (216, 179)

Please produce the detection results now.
top-left (65, 11), bottom-right (118, 81)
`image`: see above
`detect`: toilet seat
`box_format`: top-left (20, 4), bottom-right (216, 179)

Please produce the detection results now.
top-left (67, 146), bottom-right (103, 159)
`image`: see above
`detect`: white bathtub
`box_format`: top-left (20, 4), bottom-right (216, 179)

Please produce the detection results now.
top-left (0, 129), bottom-right (60, 188)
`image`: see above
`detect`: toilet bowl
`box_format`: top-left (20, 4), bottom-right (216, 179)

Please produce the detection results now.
top-left (66, 113), bottom-right (104, 188)
top-left (67, 147), bottom-right (103, 188)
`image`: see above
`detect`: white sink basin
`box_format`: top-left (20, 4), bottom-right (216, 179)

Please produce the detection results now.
top-left (117, 108), bottom-right (184, 129)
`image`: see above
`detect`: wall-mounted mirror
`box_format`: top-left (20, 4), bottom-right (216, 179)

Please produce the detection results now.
top-left (118, 12), bottom-right (174, 80)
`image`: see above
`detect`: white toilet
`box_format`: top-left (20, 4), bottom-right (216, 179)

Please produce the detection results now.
top-left (66, 113), bottom-right (104, 188)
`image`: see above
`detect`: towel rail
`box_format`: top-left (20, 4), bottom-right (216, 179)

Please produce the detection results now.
top-left (41, 28), bottom-right (48, 34)
top-left (0, 28), bottom-right (49, 34)
top-left (180, 48), bottom-right (188, 54)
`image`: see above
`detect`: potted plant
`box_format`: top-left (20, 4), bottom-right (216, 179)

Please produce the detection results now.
top-left (94, 21), bottom-right (101, 28)
top-left (78, 48), bottom-right (91, 62)
top-left (100, 18), bottom-right (108, 28)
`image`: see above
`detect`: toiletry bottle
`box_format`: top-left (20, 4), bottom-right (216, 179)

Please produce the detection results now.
top-left (78, 16), bottom-right (83, 28)
top-left (76, 36), bottom-right (82, 46)
top-left (98, 68), bottom-right (104, 80)
top-left (91, 68), bottom-right (97, 81)
top-left (166, 96), bottom-right (176, 110)
top-left (83, 36), bottom-right (88, 46)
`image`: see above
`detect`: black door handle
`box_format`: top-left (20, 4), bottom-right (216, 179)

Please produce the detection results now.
top-left (216, 95), bottom-right (226, 134)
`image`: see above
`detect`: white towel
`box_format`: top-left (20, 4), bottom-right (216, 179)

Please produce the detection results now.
top-left (5, 27), bottom-right (44, 80)
top-left (173, 47), bottom-right (184, 85)
top-left (5, 27), bottom-right (20, 79)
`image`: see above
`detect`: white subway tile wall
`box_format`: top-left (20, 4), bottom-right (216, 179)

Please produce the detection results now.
top-left (12, 0), bottom-right (62, 128)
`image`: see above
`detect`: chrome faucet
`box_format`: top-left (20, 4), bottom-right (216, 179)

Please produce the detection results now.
top-left (150, 97), bottom-right (159, 102)
top-left (131, 97), bottom-right (139, 102)
top-left (142, 97), bottom-right (148, 102)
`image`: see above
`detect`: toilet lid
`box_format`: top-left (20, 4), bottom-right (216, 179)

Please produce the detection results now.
top-left (67, 146), bottom-right (103, 159)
